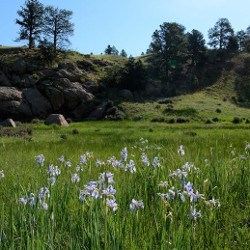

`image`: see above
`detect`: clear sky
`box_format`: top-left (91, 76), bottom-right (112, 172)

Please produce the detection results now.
top-left (1, 0), bottom-right (250, 56)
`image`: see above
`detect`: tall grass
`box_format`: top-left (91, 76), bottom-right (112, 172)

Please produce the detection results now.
top-left (0, 121), bottom-right (250, 249)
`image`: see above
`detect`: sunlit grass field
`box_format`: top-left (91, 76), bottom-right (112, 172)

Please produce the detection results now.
top-left (0, 121), bottom-right (250, 249)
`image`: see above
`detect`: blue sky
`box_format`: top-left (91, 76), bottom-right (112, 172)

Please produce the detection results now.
top-left (1, 0), bottom-right (249, 56)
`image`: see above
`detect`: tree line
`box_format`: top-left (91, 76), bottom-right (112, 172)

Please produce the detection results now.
top-left (16, 0), bottom-right (74, 54)
top-left (146, 18), bottom-right (250, 96)
top-left (13, 2), bottom-right (250, 99)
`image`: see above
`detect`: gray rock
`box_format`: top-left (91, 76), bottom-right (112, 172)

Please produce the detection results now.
top-left (23, 88), bottom-right (52, 118)
top-left (145, 82), bottom-right (162, 97)
top-left (11, 74), bottom-right (21, 85)
top-left (45, 114), bottom-right (69, 126)
top-left (58, 62), bottom-right (85, 82)
top-left (88, 101), bottom-right (110, 120)
top-left (119, 89), bottom-right (133, 100)
top-left (0, 71), bottom-right (11, 86)
top-left (44, 87), bottom-right (64, 111)
top-left (1, 118), bottom-right (16, 127)
top-left (12, 58), bottom-right (27, 75)
top-left (23, 75), bottom-right (36, 87)
top-left (0, 100), bottom-right (32, 120)
top-left (71, 101), bottom-right (95, 119)
top-left (63, 83), bottom-right (94, 110)
top-left (0, 87), bottom-right (22, 101)
top-left (52, 79), bottom-right (94, 110)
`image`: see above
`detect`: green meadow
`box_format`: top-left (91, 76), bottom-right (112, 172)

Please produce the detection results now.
top-left (0, 121), bottom-right (250, 249)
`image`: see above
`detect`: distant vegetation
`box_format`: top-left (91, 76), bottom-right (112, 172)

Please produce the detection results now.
top-left (7, 1), bottom-right (250, 102)
top-left (15, 0), bottom-right (74, 58)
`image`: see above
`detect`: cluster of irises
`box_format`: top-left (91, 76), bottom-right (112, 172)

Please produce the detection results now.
top-left (158, 146), bottom-right (220, 221)
top-left (17, 139), bottom-right (222, 220)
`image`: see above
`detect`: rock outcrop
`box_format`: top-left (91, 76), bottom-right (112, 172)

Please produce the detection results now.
top-left (0, 58), bottom-right (99, 121)
top-left (45, 114), bottom-right (69, 126)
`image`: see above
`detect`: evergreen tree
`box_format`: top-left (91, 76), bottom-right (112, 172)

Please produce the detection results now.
top-left (43, 6), bottom-right (74, 53)
top-left (104, 45), bottom-right (113, 54)
top-left (208, 18), bottom-right (234, 50)
top-left (237, 30), bottom-right (247, 51)
top-left (120, 57), bottom-right (146, 91)
top-left (227, 35), bottom-right (239, 53)
top-left (149, 22), bottom-right (187, 94)
top-left (187, 29), bottom-right (206, 66)
top-left (16, 0), bottom-right (44, 49)
top-left (120, 49), bottom-right (127, 57)
top-left (104, 45), bottom-right (119, 55)
top-left (111, 45), bottom-right (119, 55)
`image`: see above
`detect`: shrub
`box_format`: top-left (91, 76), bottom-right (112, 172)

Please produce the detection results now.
top-left (232, 117), bottom-right (241, 124)
top-left (151, 117), bottom-right (165, 123)
top-left (216, 108), bottom-right (222, 113)
top-left (176, 117), bottom-right (190, 123)
top-left (212, 117), bottom-right (219, 122)
top-left (0, 126), bottom-right (32, 137)
top-left (72, 129), bottom-right (79, 135)
top-left (60, 134), bottom-right (68, 140)
top-left (184, 131), bottom-right (197, 136)
top-left (133, 116), bottom-right (143, 121)
top-left (31, 118), bottom-right (43, 124)
top-left (148, 127), bottom-right (154, 132)
top-left (205, 119), bottom-right (213, 124)
top-left (166, 118), bottom-right (176, 124)
top-left (158, 99), bottom-right (173, 104)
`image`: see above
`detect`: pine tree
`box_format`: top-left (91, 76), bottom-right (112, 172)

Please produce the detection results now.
top-left (16, 0), bottom-right (44, 49)
top-left (43, 6), bottom-right (74, 53)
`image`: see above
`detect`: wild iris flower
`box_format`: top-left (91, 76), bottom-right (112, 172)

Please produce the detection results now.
top-left (0, 170), bottom-right (4, 179)
top-left (121, 147), bottom-right (128, 162)
top-left (79, 181), bottom-right (99, 201)
top-left (102, 185), bottom-right (116, 197)
top-left (178, 145), bottom-right (185, 156)
top-left (130, 199), bottom-right (144, 211)
top-left (100, 172), bottom-right (114, 184)
top-left (58, 155), bottom-right (65, 163)
top-left (189, 207), bottom-right (202, 220)
top-left (71, 173), bottom-right (80, 183)
top-left (107, 198), bottom-right (118, 211)
top-left (125, 160), bottom-right (136, 173)
top-left (152, 156), bottom-right (160, 168)
top-left (141, 153), bottom-right (150, 166)
top-left (36, 154), bottom-right (45, 166)
top-left (47, 164), bottom-right (61, 177)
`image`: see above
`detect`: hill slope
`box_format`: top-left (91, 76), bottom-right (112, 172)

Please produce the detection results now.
top-left (0, 46), bottom-right (250, 123)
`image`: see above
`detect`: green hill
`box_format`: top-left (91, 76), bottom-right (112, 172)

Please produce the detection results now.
top-left (0, 46), bottom-right (250, 123)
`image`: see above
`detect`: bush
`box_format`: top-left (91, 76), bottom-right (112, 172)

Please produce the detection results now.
top-left (72, 129), bottom-right (79, 135)
top-left (184, 131), bottom-right (197, 136)
top-left (0, 126), bottom-right (32, 137)
top-left (212, 117), bottom-right (219, 122)
top-left (60, 134), bottom-right (68, 140)
top-left (158, 99), bottom-right (173, 104)
top-left (205, 119), bottom-right (213, 124)
top-left (31, 118), bottom-right (43, 124)
top-left (38, 39), bottom-right (57, 65)
top-left (166, 118), bottom-right (176, 124)
top-left (132, 116), bottom-right (143, 121)
top-left (232, 117), bottom-right (241, 124)
top-left (216, 108), bottom-right (222, 113)
top-left (151, 117), bottom-right (165, 123)
top-left (176, 117), bottom-right (190, 123)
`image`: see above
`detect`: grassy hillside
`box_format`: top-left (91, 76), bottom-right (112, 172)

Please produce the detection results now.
top-left (1, 46), bottom-right (250, 123)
